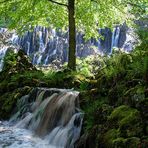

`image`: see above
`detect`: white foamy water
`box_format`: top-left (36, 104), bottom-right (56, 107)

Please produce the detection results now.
top-left (0, 121), bottom-right (60, 148)
top-left (0, 89), bottom-right (83, 148)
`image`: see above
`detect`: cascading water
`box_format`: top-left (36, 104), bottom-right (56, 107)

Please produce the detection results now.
top-left (16, 25), bottom-right (135, 65)
top-left (111, 26), bottom-right (120, 53)
top-left (0, 28), bottom-right (19, 71)
top-left (0, 25), bottom-right (136, 70)
top-left (0, 28), bottom-right (7, 70)
top-left (0, 46), bottom-right (8, 70)
top-left (0, 28), bottom-right (18, 71)
top-left (0, 88), bottom-right (83, 148)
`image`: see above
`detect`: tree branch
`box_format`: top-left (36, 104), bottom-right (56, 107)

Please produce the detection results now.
top-left (48, 0), bottom-right (68, 7)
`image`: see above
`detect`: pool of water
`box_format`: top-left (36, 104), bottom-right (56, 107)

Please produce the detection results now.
top-left (0, 121), bottom-right (58, 148)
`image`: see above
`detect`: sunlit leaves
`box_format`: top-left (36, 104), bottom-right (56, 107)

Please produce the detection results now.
top-left (0, 0), bottom-right (147, 36)
top-left (0, 0), bottom-right (68, 33)
top-left (75, 0), bottom-right (133, 39)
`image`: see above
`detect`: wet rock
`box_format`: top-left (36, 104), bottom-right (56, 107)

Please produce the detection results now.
top-left (76, 126), bottom-right (98, 148)
top-left (0, 86), bottom-right (32, 120)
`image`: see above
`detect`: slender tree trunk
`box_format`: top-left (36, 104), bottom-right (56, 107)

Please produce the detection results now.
top-left (68, 0), bottom-right (76, 70)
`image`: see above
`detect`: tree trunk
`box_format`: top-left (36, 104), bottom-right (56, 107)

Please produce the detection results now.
top-left (68, 0), bottom-right (76, 70)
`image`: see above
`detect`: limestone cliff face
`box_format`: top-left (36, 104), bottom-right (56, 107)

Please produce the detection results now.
top-left (0, 25), bottom-right (135, 67)
top-left (14, 25), bottom-right (135, 65)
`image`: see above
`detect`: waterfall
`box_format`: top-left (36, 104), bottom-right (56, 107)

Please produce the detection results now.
top-left (18, 26), bottom-right (133, 65)
top-left (0, 46), bottom-right (8, 70)
top-left (112, 26), bottom-right (120, 48)
top-left (0, 25), bottom-right (136, 69)
top-left (0, 27), bottom-right (19, 71)
top-left (110, 26), bottom-right (120, 53)
top-left (0, 28), bottom-right (7, 70)
top-left (0, 28), bottom-right (18, 71)
top-left (1, 88), bottom-right (83, 148)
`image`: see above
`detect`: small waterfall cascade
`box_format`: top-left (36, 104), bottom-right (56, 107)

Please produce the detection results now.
top-left (110, 26), bottom-right (120, 53)
top-left (112, 26), bottom-right (120, 48)
top-left (4, 88), bottom-right (83, 148)
top-left (0, 28), bottom-right (18, 71)
top-left (0, 46), bottom-right (8, 70)
top-left (0, 28), bottom-right (8, 70)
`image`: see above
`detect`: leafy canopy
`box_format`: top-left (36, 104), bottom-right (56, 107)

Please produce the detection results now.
top-left (0, 0), bottom-right (147, 37)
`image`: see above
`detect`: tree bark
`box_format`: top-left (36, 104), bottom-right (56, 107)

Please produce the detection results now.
top-left (68, 0), bottom-right (76, 70)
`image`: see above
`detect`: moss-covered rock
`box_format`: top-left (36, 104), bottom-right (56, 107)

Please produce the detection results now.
top-left (0, 86), bottom-right (32, 119)
top-left (125, 137), bottom-right (141, 148)
top-left (103, 129), bottom-right (121, 147)
top-left (95, 105), bottom-right (144, 147)
top-left (112, 137), bottom-right (141, 148)
top-left (113, 137), bottom-right (127, 147)
top-left (76, 125), bottom-right (99, 148)
top-left (1, 49), bottom-right (37, 80)
top-left (108, 105), bottom-right (143, 137)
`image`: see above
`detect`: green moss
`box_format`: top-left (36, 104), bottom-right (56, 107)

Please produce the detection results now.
top-left (109, 105), bottom-right (133, 120)
top-left (141, 137), bottom-right (148, 147)
top-left (112, 137), bottom-right (141, 148)
top-left (108, 105), bottom-right (143, 137)
top-left (113, 137), bottom-right (127, 147)
top-left (103, 129), bottom-right (120, 147)
top-left (0, 86), bottom-right (32, 119)
top-left (125, 137), bottom-right (141, 148)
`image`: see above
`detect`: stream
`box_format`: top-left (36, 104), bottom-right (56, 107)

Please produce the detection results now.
top-left (0, 88), bottom-right (83, 148)
top-left (0, 121), bottom-right (52, 148)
